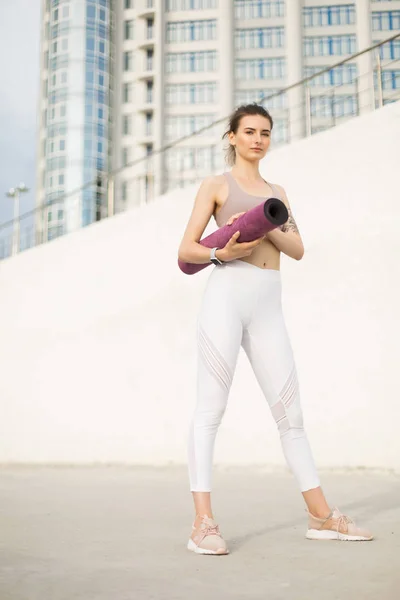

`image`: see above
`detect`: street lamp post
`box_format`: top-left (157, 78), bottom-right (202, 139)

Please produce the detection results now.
top-left (6, 183), bottom-right (29, 256)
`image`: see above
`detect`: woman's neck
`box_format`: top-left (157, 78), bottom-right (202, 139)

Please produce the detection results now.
top-left (231, 158), bottom-right (262, 182)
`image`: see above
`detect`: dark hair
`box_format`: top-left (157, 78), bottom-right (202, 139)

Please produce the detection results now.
top-left (222, 103), bottom-right (274, 166)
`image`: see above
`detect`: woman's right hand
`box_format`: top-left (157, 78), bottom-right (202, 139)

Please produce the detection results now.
top-left (219, 230), bottom-right (264, 262)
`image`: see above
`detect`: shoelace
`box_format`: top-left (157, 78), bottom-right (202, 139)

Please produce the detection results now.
top-left (333, 513), bottom-right (354, 537)
top-left (201, 523), bottom-right (221, 537)
top-left (192, 520), bottom-right (221, 545)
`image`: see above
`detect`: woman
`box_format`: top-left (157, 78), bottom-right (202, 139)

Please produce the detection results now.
top-left (178, 104), bottom-right (372, 555)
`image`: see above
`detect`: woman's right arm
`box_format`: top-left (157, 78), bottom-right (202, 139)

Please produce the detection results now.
top-left (178, 176), bottom-right (264, 265)
top-left (178, 177), bottom-right (226, 265)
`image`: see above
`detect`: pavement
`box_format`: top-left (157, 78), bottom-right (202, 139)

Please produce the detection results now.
top-left (0, 465), bottom-right (399, 600)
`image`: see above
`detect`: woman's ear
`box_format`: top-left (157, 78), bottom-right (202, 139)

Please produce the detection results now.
top-left (228, 131), bottom-right (235, 146)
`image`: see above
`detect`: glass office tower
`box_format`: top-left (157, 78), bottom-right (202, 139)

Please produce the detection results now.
top-left (36, 0), bottom-right (114, 241)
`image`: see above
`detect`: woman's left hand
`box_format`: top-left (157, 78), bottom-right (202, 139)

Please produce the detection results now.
top-left (226, 212), bottom-right (246, 226)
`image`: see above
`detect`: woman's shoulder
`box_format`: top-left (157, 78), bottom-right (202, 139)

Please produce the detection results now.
top-left (198, 174), bottom-right (229, 198)
top-left (270, 182), bottom-right (288, 203)
top-left (200, 173), bottom-right (227, 188)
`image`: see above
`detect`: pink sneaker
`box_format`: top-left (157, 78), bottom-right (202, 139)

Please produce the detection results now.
top-left (187, 515), bottom-right (229, 555)
top-left (306, 507), bottom-right (373, 541)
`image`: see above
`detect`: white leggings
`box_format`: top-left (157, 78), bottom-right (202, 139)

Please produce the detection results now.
top-left (188, 260), bottom-right (320, 493)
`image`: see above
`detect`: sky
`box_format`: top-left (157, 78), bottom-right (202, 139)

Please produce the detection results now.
top-left (0, 0), bottom-right (41, 230)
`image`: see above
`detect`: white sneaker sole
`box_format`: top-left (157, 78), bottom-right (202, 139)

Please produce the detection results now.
top-left (306, 529), bottom-right (373, 541)
top-left (187, 538), bottom-right (229, 555)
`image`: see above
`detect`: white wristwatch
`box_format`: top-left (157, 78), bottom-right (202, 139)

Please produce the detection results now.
top-left (210, 247), bottom-right (224, 266)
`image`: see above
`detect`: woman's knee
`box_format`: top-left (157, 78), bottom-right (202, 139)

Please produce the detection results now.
top-left (193, 401), bottom-right (227, 430)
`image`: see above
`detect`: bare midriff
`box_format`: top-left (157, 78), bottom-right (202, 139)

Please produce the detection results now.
top-left (213, 183), bottom-right (281, 272)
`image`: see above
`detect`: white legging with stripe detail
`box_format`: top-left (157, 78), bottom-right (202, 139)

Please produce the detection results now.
top-left (188, 260), bottom-right (320, 493)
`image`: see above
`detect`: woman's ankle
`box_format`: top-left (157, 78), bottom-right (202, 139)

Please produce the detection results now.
top-left (194, 513), bottom-right (214, 526)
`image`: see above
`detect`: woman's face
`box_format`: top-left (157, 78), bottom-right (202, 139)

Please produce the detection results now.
top-left (229, 114), bottom-right (272, 163)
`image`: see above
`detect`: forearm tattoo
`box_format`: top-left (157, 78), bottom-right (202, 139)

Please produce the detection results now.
top-left (281, 207), bottom-right (299, 234)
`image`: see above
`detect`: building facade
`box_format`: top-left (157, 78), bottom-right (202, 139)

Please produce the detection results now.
top-left (36, 0), bottom-right (115, 241)
top-left (36, 0), bottom-right (400, 236)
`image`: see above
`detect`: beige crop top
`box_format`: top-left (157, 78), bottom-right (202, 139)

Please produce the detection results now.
top-left (214, 171), bottom-right (282, 228)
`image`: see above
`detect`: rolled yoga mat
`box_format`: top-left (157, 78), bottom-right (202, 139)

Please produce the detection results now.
top-left (178, 197), bottom-right (289, 275)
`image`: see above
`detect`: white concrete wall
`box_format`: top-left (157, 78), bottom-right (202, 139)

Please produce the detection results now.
top-left (1, 101), bottom-right (399, 472)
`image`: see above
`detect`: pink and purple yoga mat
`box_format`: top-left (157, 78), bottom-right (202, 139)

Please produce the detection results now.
top-left (178, 197), bottom-right (288, 275)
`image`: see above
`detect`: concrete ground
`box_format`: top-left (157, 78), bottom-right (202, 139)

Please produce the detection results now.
top-left (0, 466), bottom-right (399, 600)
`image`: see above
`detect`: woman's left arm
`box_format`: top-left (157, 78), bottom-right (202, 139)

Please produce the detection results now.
top-left (265, 185), bottom-right (304, 261)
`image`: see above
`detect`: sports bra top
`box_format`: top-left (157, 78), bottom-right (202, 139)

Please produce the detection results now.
top-left (214, 171), bottom-right (282, 228)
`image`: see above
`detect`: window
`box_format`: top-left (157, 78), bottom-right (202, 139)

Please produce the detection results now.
top-left (61, 71), bottom-right (67, 83)
top-left (147, 19), bottom-right (154, 39)
top-left (124, 51), bottom-right (133, 70)
top-left (59, 174), bottom-right (64, 185)
top-left (52, 41), bottom-right (58, 53)
top-left (87, 5), bottom-right (96, 19)
top-left (52, 74), bottom-right (57, 86)
top-left (60, 104), bottom-right (66, 117)
top-left (372, 11), bottom-right (400, 30)
top-left (304, 35), bottom-right (356, 56)
top-left (62, 5), bottom-right (69, 18)
top-left (100, 9), bottom-right (106, 21)
top-left (122, 147), bottom-right (129, 166)
top-left (146, 81), bottom-right (153, 102)
top-left (99, 74), bottom-right (104, 86)
top-left (145, 113), bottom-right (153, 135)
top-left (60, 140), bottom-right (65, 151)
top-left (99, 41), bottom-right (105, 53)
top-left (165, 146), bottom-right (216, 171)
top-left (98, 142), bottom-right (103, 153)
top-left (235, 89), bottom-right (287, 109)
top-left (166, 20), bottom-right (217, 42)
top-left (121, 181), bottom-right (128, 202)
top-left (98, 107), bottom-right (104, 119)
top-left (166, 82), bottom-right (217, 104)
top-left (123, 83), bottom-right (132, 103)
top-left (125, 20), bottom-right (134, 39)
top-left (310, 95), bottom-right (357, 118)
top-left (58, 209), bottom-right (64, 220)
top-left (61, 38), bottom-right (68, 51)
top-left (304, 64), bottom-right (357, 86)
top-left (123, 115), bottom-right (131, 135)
top-left (234, 0), bottom-right (284, 19)
top-left (165, 114), bottom-right (217, 139)
top-left (125, 0), bottom-right (132, 7)
top-left (235, 27), bottom-right (284, 50)
top-left (235, 58), bottom-right (286, 80)
top-left (166, 50), bottom-right (217, 73)
top-left (53, 8), bottom-right (59, 21)
top-left (303, 5), bottom-right (355, 27)
top-left (381, 69), bottom-right (400, 90)
top-left (378, 39), bottom-right (400, 59)
top-left (87, 38), bottom-right (95, 52)
top-left (166, 0), bottom-right (218, 9)
top-left (146, 49), bottom-right (154, 70)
